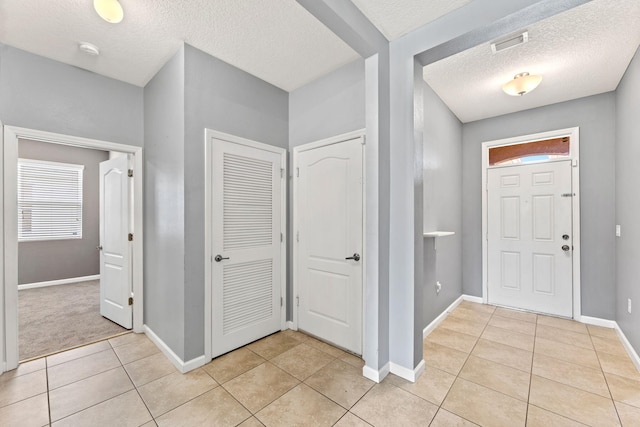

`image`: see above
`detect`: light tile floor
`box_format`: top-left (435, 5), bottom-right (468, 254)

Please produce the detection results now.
top-left (2, 301), bottom-right (640, 426)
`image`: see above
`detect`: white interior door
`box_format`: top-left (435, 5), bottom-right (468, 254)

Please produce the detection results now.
top-left (211, 138), bottom-right (283, 358)
top-left (295, 137), bottom-right (363, 354)
top-left (487, 160), bottom-right (573, 317)
top-left (99, 155), bottom-right (132, 329)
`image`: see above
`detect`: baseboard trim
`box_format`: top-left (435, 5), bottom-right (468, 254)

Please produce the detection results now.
top-left (578, 316), bottom-right (617, 329)
top-left (143, 325), bottom-right (205, 374)
top-left (286, 321), bottom-right (295, 330)
top-left (390, 360), bottom-right (425, 383)
top-left (461, 295), bottom-right (483, 304)
top-left (18, 275), bottom-right (100, 290)
top-left (363, 362), bottom-right (390, 383)
top-left (615, 324), bottom-right (640, 373)
top-left (423, 295), bottom-right (465, 338)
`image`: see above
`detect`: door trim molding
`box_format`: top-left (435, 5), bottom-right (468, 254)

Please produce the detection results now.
top-left (291, 129), bottom-right (366, 349)
top-left (2, 126), bottom-right (144, 373)
top-left (481, 127), bottom-right (581, 319)
top-left (203, 129), bottom-right (287, 363)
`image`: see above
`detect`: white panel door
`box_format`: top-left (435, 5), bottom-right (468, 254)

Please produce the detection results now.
top-left (487, 160), bottom-right (573, 317)
top-left (296, 137), bottom-right (363, 354)
top-left (211, 139), bottom-right (283, 358)
top-left (99, 156), bottom-right (132, 329)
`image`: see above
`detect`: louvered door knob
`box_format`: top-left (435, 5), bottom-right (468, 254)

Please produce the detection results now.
top-left (214, 255), bottom-right (229, 262)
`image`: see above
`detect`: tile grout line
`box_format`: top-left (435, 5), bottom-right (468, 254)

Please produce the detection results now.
top-left (428, 306), bottom-right (495, 426)
top-left (589, 329), bottom-right (625, 426)
top-left (525, 313), bottom-right (539, 426)
top-left (45, 356), bottom-right (52, 426)
top-left (116, 348), bottom-right (157, 425)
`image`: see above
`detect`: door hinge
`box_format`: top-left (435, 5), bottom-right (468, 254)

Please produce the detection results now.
top-left (280, 297), bottom-right (283, 307)
top-left (296, 167), bottom-right (299, 178)
top-left (128, 233), bottom-right (133, 241)
top-left (128, 297), bottom-right (133, 306)
top-left (280, 232), bottom-right (283, 242)
top-left (280, 168), bottom-right (285, 178)
top-left (296, 231), bottom-right (299, 242)
top-left (296, 296), bottom-right (300, 307)
top-left (128, 169), bottom-right (133, 177)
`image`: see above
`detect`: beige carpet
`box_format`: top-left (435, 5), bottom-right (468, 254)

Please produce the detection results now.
top-left (19, 280), bottom-right (128, 360)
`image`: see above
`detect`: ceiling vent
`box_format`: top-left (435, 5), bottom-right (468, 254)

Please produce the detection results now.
top-left (491, 30), bottom-right (528, 54)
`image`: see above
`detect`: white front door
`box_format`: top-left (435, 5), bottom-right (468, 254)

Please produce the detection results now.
top-left (295, 136), bottom-right (363, 354)
top-left (210, 138), bottom-right (284, 358)
top-left (99, 155), bottom-right (132, 329)
top-left (487, 160), bottom-right (573, 317)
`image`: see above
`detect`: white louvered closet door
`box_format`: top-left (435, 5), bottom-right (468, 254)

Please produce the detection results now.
top-left (211, 138), bottom-right (283, 358)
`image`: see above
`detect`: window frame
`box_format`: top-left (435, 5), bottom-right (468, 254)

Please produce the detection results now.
top-left (17, 158), bottom-right (85, 242)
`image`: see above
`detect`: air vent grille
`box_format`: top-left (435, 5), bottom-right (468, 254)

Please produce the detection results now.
top-left (491, 31), bottom-right (529, 54)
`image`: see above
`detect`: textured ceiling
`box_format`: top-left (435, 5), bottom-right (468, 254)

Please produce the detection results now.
top-left (0, 0), bottom-right (360, 91)
top-left (423, 0), bottom-right (640, 123)
top-left (350, 0), bottom-right (473, 40)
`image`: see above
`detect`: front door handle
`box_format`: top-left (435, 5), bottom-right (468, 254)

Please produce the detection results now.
top-left (214, 255), bottom-right (229, 262)
top-left (345, 253), bottom-right (361, 262)
top-left (562, 245), bottom-right (570, 252)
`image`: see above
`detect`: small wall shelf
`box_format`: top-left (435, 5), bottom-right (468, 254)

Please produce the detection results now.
top-left (423, 231), bottom-right (455, 238)
top-left (423, 231), bottom-right (455, 250)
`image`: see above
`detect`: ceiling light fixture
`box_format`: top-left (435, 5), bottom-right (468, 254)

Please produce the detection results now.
top-left (93, 0), bottom-right (124, 24)
top-left (502, 72), bottom-right (542, 96)
top-left (79, 42), bottom-right (100, 56)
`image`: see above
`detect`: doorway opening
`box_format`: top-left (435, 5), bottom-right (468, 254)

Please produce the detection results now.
top-left (481, 127), bottom-right (581, 319)
top-left (1, 126), bottom-right (144, 373)
top-left (17, 140), bottom-right (130, 361)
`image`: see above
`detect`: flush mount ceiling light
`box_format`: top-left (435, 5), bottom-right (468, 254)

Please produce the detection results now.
top-left (79, 42), bottom-right (100, 56)
top-left (502, 72), bottom-right (542, 96)
top-left (93, 0), bottom-right (124, 24)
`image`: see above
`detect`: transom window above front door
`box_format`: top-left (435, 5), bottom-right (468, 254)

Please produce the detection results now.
top-left (489, 136), bottom-right (570, 166)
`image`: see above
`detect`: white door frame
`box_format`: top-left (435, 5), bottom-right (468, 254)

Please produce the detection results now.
top-left (481, 127), bottom-right (581, 319)
top-left (203, 129), bottom-right (287, 362)
top-left (1, 126), bottom-right (144, 373)
top-left (292, 129), bottom-right (366, 350)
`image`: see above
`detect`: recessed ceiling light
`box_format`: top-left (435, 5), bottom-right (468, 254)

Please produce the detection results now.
top-left (79, 42), bottom-right (100, 56)
top-left (93, 0), bottom-right (124, 24)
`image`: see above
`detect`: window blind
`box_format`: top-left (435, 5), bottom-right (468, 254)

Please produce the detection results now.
top-left (18, 159), bottom-right (84, 242)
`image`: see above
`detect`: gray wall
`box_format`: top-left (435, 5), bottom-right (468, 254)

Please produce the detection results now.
top-left (0, 44), bottom-right (143, 146)
top-left (616, 46), bottom-right (640, 349)
top-left (422, 84), bottom-right (463, 327)
top-left (462, 93), bottom-right (617, 320)
top-left (287, 58), bottom-right (366, 321)
top-left (289, 59), bottom-right (365, 148)
top-left (18, 139), bottom-right (109, 284)
top-left (143, 47), bottom-right (186, 359)
top-left (183, 44), bottom-right (289, 361)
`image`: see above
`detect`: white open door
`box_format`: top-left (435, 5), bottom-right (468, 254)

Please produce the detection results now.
top-left (487, 160), bottom-right (573, 317)
top-left (210, 137), bottom-right (284, 358)
top-left (295, 136), bottom-right (363, 354)
top-left (99, 155), bottom-right (132, 329)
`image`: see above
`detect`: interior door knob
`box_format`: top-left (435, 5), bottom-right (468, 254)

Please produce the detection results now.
top-left (562, 245), bottom-right (570, 252)
top-left (97, 245), bottom-right (103, 250)
top-left (214, 255), bottom-right (229, 262)
top-left (345, 253), bottom-right (361, 262)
